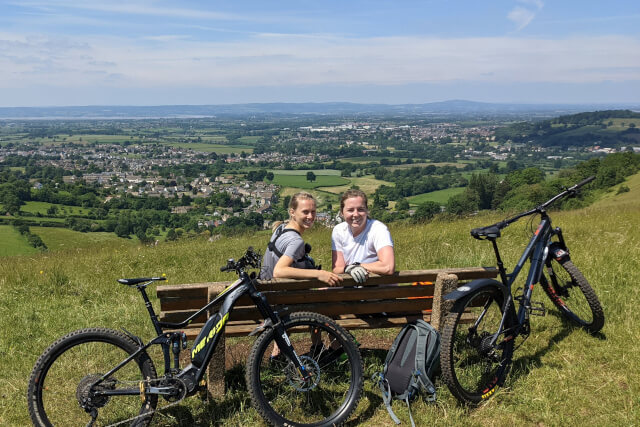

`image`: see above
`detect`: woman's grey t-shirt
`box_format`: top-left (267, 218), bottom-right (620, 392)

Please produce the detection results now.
top-left (260, 225), bottom-right (307, 280)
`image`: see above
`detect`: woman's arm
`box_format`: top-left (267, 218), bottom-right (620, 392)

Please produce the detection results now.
top-left (332, 250), bottom-right (347, 274)
top-left (274, 254), bottom-right (343, 286)
top-left (361, 245), bottom-right (395, 275)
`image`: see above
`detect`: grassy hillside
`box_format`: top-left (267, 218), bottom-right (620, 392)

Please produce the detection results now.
top-left (0, 225), bottom-right (39, 256)
top-left (1, 174), bottom-right (639, 426)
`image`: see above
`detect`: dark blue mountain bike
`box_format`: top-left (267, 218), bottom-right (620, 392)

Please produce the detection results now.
top-left (27, 248), bottom-right (363, 426)
top-left (440, 176), bottom-right (604, 405)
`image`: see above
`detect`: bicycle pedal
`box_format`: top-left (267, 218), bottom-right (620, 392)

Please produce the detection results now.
top-left (529, 301), bottom-right (546, 316)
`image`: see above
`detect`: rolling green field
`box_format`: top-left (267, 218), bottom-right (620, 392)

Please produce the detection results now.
top-left (21, 201), bottom-right (91, 216)
top-left (237, 136), bottom-right (261, 144)
top-left (32, 227), bottom-right (134, 252)
top-left (271, 173), bottom-right (349, 189)
top-left (268, 169), bottom-right (342, 176)
top-left (408, 187), bottom-right (466, 205)
top-left (321, 175), bottom-right (394, 195)
top-left (161, 142), bottom-right (253, 154)
top-left (0, 225), bottom-right (39, 256)
top-left (2, 173), bottom-right (639, 426)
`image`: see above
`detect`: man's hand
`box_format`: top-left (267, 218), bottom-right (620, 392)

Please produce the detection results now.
top-left (345, 263), bottom-right (368, 284)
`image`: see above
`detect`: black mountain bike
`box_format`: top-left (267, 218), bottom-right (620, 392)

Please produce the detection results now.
top-left (440, 176), bottom-right (605, 405)
top-left (27, 248), bottom-right (363, 426)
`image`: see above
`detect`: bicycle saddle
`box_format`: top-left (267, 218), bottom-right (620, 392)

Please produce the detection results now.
top-left (471, 224), bottom-right (503, 240)
top-left (117, 277), bottom-right (166, 286)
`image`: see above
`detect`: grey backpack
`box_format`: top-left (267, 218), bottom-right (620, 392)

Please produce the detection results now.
top-left (374, 319), bottom-right (441, 426)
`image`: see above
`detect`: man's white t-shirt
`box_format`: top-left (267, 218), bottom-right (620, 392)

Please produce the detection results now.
top-left (331, 219), bottom-right (393, 265)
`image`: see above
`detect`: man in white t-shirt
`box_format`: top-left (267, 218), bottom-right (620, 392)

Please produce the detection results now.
top-left (332, 190), bottom-right (395, 282)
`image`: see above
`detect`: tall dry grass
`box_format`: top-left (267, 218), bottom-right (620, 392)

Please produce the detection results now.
top-left (1, 174), bottom-right (639, 426)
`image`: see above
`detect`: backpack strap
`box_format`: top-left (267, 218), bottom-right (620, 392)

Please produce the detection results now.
top-left (404, 396), bottom-right (417, 427)
top-left (374, 373), bottom-right (401, 425)
top-left (267, 225), bottom-right (305, 262)
top-left (413, 321), bottom-right (438, 401)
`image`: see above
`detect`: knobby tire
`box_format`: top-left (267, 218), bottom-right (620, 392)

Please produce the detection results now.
top-left (246, 312), bottom-right (363, 426)
top-left (27, 328), bottom-right (157, 427)
top-left (441, 287), bottom-right (516, 405)
top-left (541, 258), bottom-right (604, 334)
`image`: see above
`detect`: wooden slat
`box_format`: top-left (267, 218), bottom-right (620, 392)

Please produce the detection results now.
top-left (226, 298), bottom-right (434, 322)
top-left (155, 267), bottom-right (498, 296)
top-left (156, 282), bottom-right (221, 298)
top-left (231, 283), bottom-right (434, 306)
top-left (160, 309), bottom-right (208, 324)
top-left (160, 296), bottom-right (209, 311)
top-left (256, 267), bottom-right (497, 290)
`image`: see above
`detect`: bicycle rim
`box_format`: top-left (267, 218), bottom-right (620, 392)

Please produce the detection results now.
top-left (247, 312), bottom-right (363, 426)
top-left (543, 259), bottom-right (604, 333)
top-left (441, 288), bottom-right (515, 405)
top-left (28, 329), bottom-right (157, 427)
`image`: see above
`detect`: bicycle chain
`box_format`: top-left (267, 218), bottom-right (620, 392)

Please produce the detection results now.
top-left (101, 377), bottom-right (189, 427)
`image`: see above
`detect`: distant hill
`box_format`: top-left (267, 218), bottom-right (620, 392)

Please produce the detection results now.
top-left (495, 109), bottom-right (640, 148)
top-left (1, 101), bottom-right (638, 119)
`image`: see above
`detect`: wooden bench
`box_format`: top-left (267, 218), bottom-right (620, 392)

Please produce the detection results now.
top-left (157, 267), bottom-right (498, 394)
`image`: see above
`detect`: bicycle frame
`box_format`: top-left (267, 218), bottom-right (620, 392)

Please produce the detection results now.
top-left (91, 270), bottom-right (311, 399)
top-left (489, 212), bottom-right (555, 334)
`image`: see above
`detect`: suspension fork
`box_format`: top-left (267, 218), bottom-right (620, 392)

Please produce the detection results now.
top-left (250, 285), bottom-right (312, 382)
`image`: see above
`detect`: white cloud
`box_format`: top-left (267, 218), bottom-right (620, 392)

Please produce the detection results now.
top-left (10, 1), bottom-right (243, 21)
top-left (508, 7), bottom-right (537, 31)
top-left (0, 32), bottom-right (638, 92)
top-left (508, 0), bottom-right (544, 31)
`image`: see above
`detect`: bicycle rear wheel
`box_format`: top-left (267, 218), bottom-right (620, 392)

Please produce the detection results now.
top-left (28, 328), bottom-right (157, 427)
top-left (541, 258), bottom-right (604, 334)
top-left (246, 312), bottom-right (363, 426)
top-left (441, 286), bottom-right (516, 405)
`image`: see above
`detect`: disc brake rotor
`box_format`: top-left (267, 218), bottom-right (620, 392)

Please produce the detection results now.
top-left (284, 355), bottom-right (321, 392)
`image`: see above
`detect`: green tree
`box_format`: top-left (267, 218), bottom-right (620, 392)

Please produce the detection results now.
top-left (166, 228), bottom-right (178, 241)
top-left (306, 171), bottom-right (316, 182)
top-left (413, 201), bottom-right (441, 222)
top-left (468, 173), bottom-right (499, 210)
top-left (396, 198), bottom-right (410, 211)
top-left (446, 190), bottom-right (479, 215)
top-left (2, 193), bottom-right (23, 215)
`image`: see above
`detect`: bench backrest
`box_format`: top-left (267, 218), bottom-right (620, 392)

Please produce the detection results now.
top-left (157, 267), bottom-right (498, 337)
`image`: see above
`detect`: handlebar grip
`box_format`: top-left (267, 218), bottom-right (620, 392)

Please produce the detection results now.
top-left (220, 266), bottom-right (230, 272)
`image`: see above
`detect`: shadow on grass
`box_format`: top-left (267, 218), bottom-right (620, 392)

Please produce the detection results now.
top-left (154, 364), bottom-right (251, 426)
top-left (509, 312), bottom-right (607, 383)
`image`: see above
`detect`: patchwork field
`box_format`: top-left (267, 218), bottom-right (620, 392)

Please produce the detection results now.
top-left (0, 225), bottom-right (39, 256)
top-left (407, 187), bottom-right (466, 205)
top-left (161, 142), bottom-right (254, 154)
top-left (271, 174), bottom-right (349, 189)
top-left (32, 227), bottom-right (134, 252)
top-left (21, 201), bottom-right (92, 216)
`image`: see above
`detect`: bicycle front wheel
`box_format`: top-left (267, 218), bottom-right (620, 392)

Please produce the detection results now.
top-left (541, 258), bottom-right (604, 334)
top-left (246, 312), bottom-right (363, 427)
top-left (28, 328), bottom-right (157, 427)
top-left (441, 286), bottom-right (516, 405)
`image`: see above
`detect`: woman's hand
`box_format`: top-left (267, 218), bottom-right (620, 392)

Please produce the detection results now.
top-left (317, 270), bottom-right (343, 287)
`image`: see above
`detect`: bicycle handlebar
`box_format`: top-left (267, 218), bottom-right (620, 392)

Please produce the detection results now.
top-left (220, 247), bottom-right (262, 273)
top-left (470, 176), bottom-right (595, 240)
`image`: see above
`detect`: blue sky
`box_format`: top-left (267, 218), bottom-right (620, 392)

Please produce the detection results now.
top-left (0, 0), bottom-right (639, 107)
